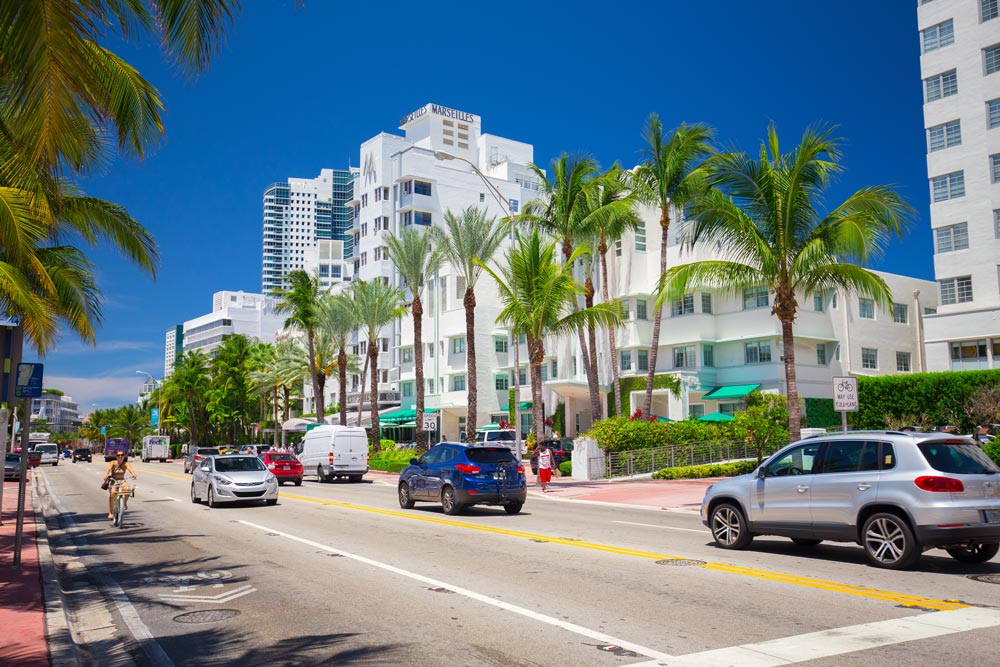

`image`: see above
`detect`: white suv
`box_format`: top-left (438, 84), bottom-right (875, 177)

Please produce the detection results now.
top-left (701, 431), bottom-right (1000, 569)
top-left (475, 429), bottom-right (517, 448)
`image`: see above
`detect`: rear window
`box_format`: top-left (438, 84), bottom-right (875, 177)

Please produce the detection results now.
top-left (197, 448), bottom-right (220, 456)
top-left (35, 445), bottom-right (57, 452)
top-left (918, 441), bottom-right (1000, 474)
top-left (484, 431), bottom-right (515, 442)
top-left (269, 453), bottom-right (296, 461)
top-left (466, 448), bottom-right (518, 464)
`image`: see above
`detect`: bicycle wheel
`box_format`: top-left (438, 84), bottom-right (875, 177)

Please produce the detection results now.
top-left (114, 494), bottom-right (125, 528)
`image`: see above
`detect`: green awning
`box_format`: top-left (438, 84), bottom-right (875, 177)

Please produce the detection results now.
top-left (654, 416), bottom-right (674, 423)
top-left (500, 401), bottom-right (532, 411)
top-left (701, 384), bottom-right (760, 401)
top-left (698, 411), bottom-right (735, 422)
top-left (379, 408), bottom-right (438, 424)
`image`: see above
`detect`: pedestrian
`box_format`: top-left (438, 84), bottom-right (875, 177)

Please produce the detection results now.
top-left (440, 434), bottom-right (448, 443)
top-left (536, 441), bottom-right (555, 493)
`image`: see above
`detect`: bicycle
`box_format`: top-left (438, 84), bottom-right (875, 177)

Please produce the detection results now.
top-left (110, 479), bottom-right (136, 528)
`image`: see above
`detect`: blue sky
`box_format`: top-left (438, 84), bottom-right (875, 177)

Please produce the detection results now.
top-left (34, 0), bottom-right (929, 413)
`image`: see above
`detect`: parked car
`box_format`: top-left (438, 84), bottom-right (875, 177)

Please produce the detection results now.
top-left (398, 443), bottom-right (527, 515)
top-left (260, 451), bottom-right (303, 486)
top-left (300, 425), bottom-right (369, 483)
top-left (183, 447), bottom-right (221, 474)
top-left (72, 447), bottom-right (92, 463)
top-left (4, 452), bottom-right (22, 480)
top-left (32, 443), bottom-right (59, 466)
top-left (190, 455), bottom-right (278, 507)
top-left (475, 428), bottom-right (517, 449)
top-left (13, 448), bottom-right (42, 467)
top-left (701, 431), bottom-right (1000, 569)
top-left (537, 438), bottom-right (574, 467)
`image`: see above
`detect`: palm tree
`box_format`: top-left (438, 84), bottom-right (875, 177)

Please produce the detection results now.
top-left (164, 351), bottom-right (210, 445)
top-left (434, 207), bottom-right (508, 441)
top-left (383, 228), bottom-right (443, 447)
top-left (630, 115), bottom-right (715, 418)
top-left (348, 279), bottom-right (406, 451)
top-left (658, 124), bottom-right (911, 441)
top-left (316, 293), bottom-right (356, 426)
top-left (272, 270), bottom-right (325, 421)
top-left (480, 230), bottom-right (623, 443)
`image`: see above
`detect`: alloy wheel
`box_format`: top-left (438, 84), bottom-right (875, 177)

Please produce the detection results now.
top-left (712, 506), bottom-right (742, 547)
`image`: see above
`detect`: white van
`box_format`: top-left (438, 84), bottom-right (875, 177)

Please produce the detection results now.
top-left (299, 426), bottom-right (369, 483)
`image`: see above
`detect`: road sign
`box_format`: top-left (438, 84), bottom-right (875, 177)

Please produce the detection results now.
top-left (151, 407), bottom-right (159, 427)
top-left (833, 376), bottom-right (858, 412)
top-left (422, 413), bottom-right (438, 431)
top-left (14, 363), bottom-right (43, 398)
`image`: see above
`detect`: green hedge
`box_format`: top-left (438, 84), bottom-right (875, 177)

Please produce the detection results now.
top-left (856, 369), bottom-right (1000, 431)
top-left (586, 417), bottom-right (736, 453)
top-left (368, 459), bottom-right (409, 473)
top-left (558, 460), bottom-right (572, 476)
top-left (607, 374), bottom-right (682, 417)
top-left (804, 398), bottom-right (839, 429)
top-left (652, 460), bottom-right (758, 480)
top-left (984, 440), bottom-right (1000, 466)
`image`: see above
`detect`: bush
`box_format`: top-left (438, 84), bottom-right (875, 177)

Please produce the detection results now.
top-left (804, 397), bottom-right (839, 429)
top-left (586, 417), bottom-right (736, 453)
top-left (984, 440), bottom-right (1000, 466)
top-left (559, 460), bottom-right (571, 477)
top-left (652, 459), bottom-right (758, 480)
top-left (380, 438), bottom-right (396, 451)
top-left (368, 460), bottom-right (410, 473)
top-left (170, 443), bottom-right (185, 459)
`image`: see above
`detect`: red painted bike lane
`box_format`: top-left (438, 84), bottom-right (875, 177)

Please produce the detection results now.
top-left (0, 478), bottom-right (48, 667)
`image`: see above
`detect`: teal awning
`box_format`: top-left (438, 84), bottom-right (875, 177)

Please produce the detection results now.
top-left (379, 408), bottom-right (438, 423)
top-left (500, 401), bottom-right (532, 411)
top-left (702, 384), bottom-right (760, 401)
top-left (698, 411), bottom-right (735, 422)
top-left (654, 416), bottom-right (673, 423)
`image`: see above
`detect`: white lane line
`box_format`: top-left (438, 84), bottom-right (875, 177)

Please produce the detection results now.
top-left (238, 520), bottom-right (674, 662)
top-left (613, 520), bottom-right (705, 534)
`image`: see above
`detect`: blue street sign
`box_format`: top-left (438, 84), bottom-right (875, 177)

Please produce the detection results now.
top-left (101, 425), bottom-right (107, 436)
top-left (14, 363), bottom-right (43, 398)
top-left (151, 407), bottom-right (159, 427)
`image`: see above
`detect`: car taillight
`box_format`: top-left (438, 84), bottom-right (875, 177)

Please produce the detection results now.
top-left (915, 476), bottom-right (965, 492)
top-left (329, 453), bottom-right (335, 464)
top-left (455, 464), bottom-right (480, 474)
top-left (194, 454), bottom-right (202, 461)
top-left (516, 465), bottom-right (524, 474)
top-left (267, 463), bottom-right (275, 470)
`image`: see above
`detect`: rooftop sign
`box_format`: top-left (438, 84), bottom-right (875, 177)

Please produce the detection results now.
top-left (399, 103), bottom-right (476, 127)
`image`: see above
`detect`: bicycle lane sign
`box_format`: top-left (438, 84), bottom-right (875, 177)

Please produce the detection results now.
top-left (833, 376), bottom-right (859, 412)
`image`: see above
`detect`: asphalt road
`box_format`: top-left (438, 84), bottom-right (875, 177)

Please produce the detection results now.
top-left (37, 460), bottom-right (1000, 667)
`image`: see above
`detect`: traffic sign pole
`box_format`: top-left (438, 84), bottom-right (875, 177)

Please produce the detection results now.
top-left (13, 398), bottom-right (30, 567)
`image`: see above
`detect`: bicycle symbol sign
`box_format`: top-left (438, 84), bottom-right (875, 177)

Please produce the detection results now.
top-left (833, 376), bottom-right (858, 412)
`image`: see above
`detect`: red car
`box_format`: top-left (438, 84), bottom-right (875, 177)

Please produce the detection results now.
top-left (261, 451), bottom-right (302, 486)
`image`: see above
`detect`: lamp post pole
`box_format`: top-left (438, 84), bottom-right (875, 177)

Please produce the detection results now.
top-left (136, 371), bottom-right (161, 435)
top-left (433, 151), bottom-right (523, 459)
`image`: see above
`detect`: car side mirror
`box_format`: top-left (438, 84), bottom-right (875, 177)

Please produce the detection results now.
top-left (756, 466), bottom-right (766, 479)
top-left (410, 458), bottom-right (418, 466)
top-left (200, 465), bottom-right (210, 472)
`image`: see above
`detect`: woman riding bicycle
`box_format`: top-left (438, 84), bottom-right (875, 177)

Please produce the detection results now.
top-left (104, 451), bottom-right (137, 520)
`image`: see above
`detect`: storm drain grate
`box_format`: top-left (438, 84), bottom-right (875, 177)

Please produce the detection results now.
top-left (967, 574), bottom-right (1000, 585)
top-left (173, 609), bottom-right (242, 624)
top-left (656, 558), bottom-right (706, 567)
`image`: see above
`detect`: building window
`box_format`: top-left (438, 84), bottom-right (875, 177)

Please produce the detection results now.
top-left (858, 298), bottom-right (875, 319)
top-left (414, 211), bottom-right (432, 226)
top-left (551, 359), bottom-right (558, 378)
top-left (816, 344), bottom-right (827, 366)
top-left (452, 337), bottom-right (466, 354)
top-left (620, 350), bottom-right (632, 371)
top-left (986, 43), bottom-right (1000, 75)
top-left (925, 69), bottom-right (958, 102)
top-left (861, 348), bottom-right (878, 370)
top-left (689, 404), bottom-right (705, 419)
top-left (615, 240), bottom-right (622, 257)
top-left (635, 222), bottom-right (646, 251)
top-left (992, 154), bottom-right (1000, 183)
top-left (896, 351), bottom-right (911, 372)
top-left (940, 275), bottom-right (973, 304)
top-left (989, 99), bottom-right (1000, 129)
top-left (893, 303), bottom-right (908, 324)
top-left (414, 180), bottom-right (431, 196)
top-left (495, 375), bottom-right (509, 390)
top-left (495, 337), bottom-right (508, 353)
top-left (401, 347), bottom-right (413, 363)
top-left (427, 378), bottom-right (435, 394)
top-left (931, 171), bottom-right (965, 202)
top-left (427, 342), bottom-right (434, 358)
top-left (703, 344), bottom-right (714, 367)
top-left (927, 119), bottom-right (961, 151)
top-left (671, 294), bottom-right (694, 316)
top-left (951, 340), bottom-right (989, 370)
top-left (936, 221), bottom-right (969, 252)
top-left (673, 345), bottom-right (696, 368)
top-left (403, 381), bottom-right (416, 398)
top-left (479, 193), bottom-right (485, 202)
top-left (995, 210), bottom-right (1000, 239)
top-left (745, 341), bottom-right (772, 364)
top-left (743, 286), bottom-right (769, 309)
top-left (518, 366), bottom-right (527, 385)
top-left (452, 374), bottom-right (466, 392)
top-left (636, 299), bottom-right (648, 320)
top-left (621, 301), bottom-right (630, 320)
top-left (832, 293), bottom-right (838, 309)
top-left (719, 402), bottom-right (739, 416)
top-left (921, 19), bottom-right (954, 53)
top-left (985, 0), bottom-right (1000, 21)
top-left (701, 293), bottom-right (712, 314)
top-left (637, 349), bottom-right (649, 372)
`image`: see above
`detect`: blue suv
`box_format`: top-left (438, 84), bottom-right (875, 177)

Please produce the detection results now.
top-left (398, 443), bottom-right (527, 515)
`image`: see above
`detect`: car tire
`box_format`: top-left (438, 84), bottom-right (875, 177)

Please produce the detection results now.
top-left (191, 484), bottom-right (200, 504)
top-left (207, 486), bottom-right (217, 509)
top-left (398, 482), bottom-right (415, 509)
top-left (862, 512), bottom-right (920, 570)
top-left (503, 502), bottom-right (523, 515)
top-left (441, 486), bottom-right (463, 515)
top-left (266, 499), bottom-right (278, 506)
top-left (316, 466), bottom-right (325, 483)
top-left (946, 542), bottom-right (1000, 564)
top-left (709, 503), bottom-right (753, 550)
top-left (791, 538), bottom-right (823, 547)
top-left (294, 479), bottom-right (302, 486)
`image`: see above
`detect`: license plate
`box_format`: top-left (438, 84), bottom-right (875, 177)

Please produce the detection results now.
top-left (984, 510), bottom-right (1000, 524)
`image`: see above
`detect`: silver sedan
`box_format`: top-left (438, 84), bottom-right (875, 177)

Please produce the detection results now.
top-left (191, 455), bottom-right (278, 508)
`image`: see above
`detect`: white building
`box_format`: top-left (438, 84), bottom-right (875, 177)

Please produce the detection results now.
top-left (181, 291), bottom-right (283, 358)
top-left (917, 0), bottom-right (1000, 370)
top-left (31, 391), bottom-right (80, 433)
top-left (262, 168), bottom-right (354, 293)
top-left (163, 324), bottom-right (182, 379)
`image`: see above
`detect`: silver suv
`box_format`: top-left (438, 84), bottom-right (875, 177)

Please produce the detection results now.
top-left (701, 431), bottom-right (1000, 569)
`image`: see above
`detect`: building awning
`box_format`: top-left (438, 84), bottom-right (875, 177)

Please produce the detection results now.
top-left (701, 384), bottom-right (760, 401)
top-left (500, 401), bottom-right (532, 411)
top-left (379, 408), bottom-right (438, 424)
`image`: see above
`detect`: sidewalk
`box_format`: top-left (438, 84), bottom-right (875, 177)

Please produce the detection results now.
top-left (0, 477), bottom-right (47, 667)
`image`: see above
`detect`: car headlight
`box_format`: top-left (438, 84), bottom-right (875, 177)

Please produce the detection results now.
top-left (266, 473), bottom-right (277, 483)
top-left (213, 475), bottom-right (233, 486)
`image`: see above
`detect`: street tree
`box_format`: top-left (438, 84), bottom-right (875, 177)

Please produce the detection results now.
top-left (272, 270), bottom-right (325, 422)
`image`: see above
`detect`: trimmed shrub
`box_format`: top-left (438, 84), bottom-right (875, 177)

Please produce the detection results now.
top-left (607, 374), bottom-right (682, 417)
top-left (652, 459), bottom-right (758, 480)
top-left (804, 397), bottom-right (839, 429)
top-left (368, 459), bottom-right (410, 473)
top-left (558, 460), bottom-right (571, 477)
top-left (586, 417), bottom-right (736, 453)
top-left (984, 440), bottom-right (1000, 467)
top-left (380, 438), bottom-right (396, 451)
top-left (856, 369), bottom-right (1000, 432)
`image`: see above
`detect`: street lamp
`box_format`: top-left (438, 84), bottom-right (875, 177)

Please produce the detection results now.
top-left (434, 150), bottom-right (524, 457)
top-left (135, 370), bottom-right (161, 435)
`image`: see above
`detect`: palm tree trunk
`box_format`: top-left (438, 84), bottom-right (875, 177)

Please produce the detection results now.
top-left (564, 241), bottom-right (597, 422)
top-left (338, 348), bottom-right (348, 426)
top-left (584, 276), bottom-right (601, 420)
top-left (272, 387), bottom-right (279, 449)
top-left (600, 248), bottom-right (622, 416)
top-left (527, 334), bottom-right (546, 444)
top-left (464, 286), bottom-right (477, 443)
top-left (357, 354), bottom-right (370, 427)
top-left (781, 317), bottom-right (801, 442)
top-left (307, 330), bottom-right (323, 422)
top-left (369, 346), bottom-right (380, 453)
top-left (413, 297), bottom-right (425, 449)
top-left (644, 208), bottom-right (670, 417)
top-left (316, 374), bottom-right (326, 422)
top-left (282, 386), bottom-right (290, 447)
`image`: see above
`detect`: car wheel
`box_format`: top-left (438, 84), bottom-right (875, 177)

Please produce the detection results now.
top-left (316, 466), bottom-right (325, 483)
top-left (946, 542), bottom-right (1000, 564)
top-left (503, 502), bottom-right (523, 515)
top-left (207, 486), bottom-right (217, 509)
top-left (294, 479), bottom-right (302, 486)
top-left (398, 482), bottom-right (415, 509)
top-left (191, 484), bottom-right (199, 504)
top-left (862, 512), bottom-right (920, 569)
top-left (441, 486), bottom-right (463, 515)
top-left (709, 503), bottom-right (753, 550)
top-left (791, 538), bottom-right (823, 547)
top-left (266, 499), bottom-right (278, 506)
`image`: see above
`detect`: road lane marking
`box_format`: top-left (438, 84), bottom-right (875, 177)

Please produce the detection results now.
top-left (614, 520), bottom-right (706, 534)
top-left (164, 496), bottom-right (182, 502)
top-left (238, 520), bottom-right (674, 662)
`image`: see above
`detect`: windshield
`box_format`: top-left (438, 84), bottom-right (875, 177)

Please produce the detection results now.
top-left (5, 453), bottom-right (19, 462)
top-left (214, 457), bottom-right (266, 473)
top-left (466, 448), bottom-right (518, 464)
top-left (197, 448), bottom-right (220, 456)
top-left (918, 442), bottom-right (1000, 474)
top-left (268, 454), bottom-right (297, 461)
top-left (34, 444), bottom-right (56, 452)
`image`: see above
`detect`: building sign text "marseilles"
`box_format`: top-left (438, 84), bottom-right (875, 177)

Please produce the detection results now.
top-left (400, 104), bottom-right (476, 126)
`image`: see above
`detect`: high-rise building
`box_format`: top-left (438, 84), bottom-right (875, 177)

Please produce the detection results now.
top-left (261, 168), bottom-right (354, 293)
top-left (917, 0), bottom-right (1000, 370)
top-left (181, 291), bottom-right (283, 358)
top-left (164, 324), bottom-right (183, 379)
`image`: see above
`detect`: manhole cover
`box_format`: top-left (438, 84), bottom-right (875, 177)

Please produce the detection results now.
top-left (656, 558), bottom-right (706, 567)
top-left (173, 609), bottom-right (242, 624)
top-left (967, 574), bottom-right (1000, 585)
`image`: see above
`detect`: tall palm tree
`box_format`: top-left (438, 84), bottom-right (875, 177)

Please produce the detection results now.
top-left (480, 231), bottom-right (623, 443)
top-left (316, 292), bottom-right (357, 426)
top-left (434, 207), bottom-right (507, 441)
top-left (272, 270), bottom-right (325, 421)
top-left (348, 279), bottom-right (406, 451)
top-left (164, 350), bottom-right (210, 445)
top-left (383, 228), bottom-right (443, 447)
top-left (631, 115), bottom-right (715, 418)
top-left (658, 124), bottom-right (911, 441)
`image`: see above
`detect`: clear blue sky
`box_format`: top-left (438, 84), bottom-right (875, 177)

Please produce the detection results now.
top-left (36, 0), bottom-right (929, 413)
